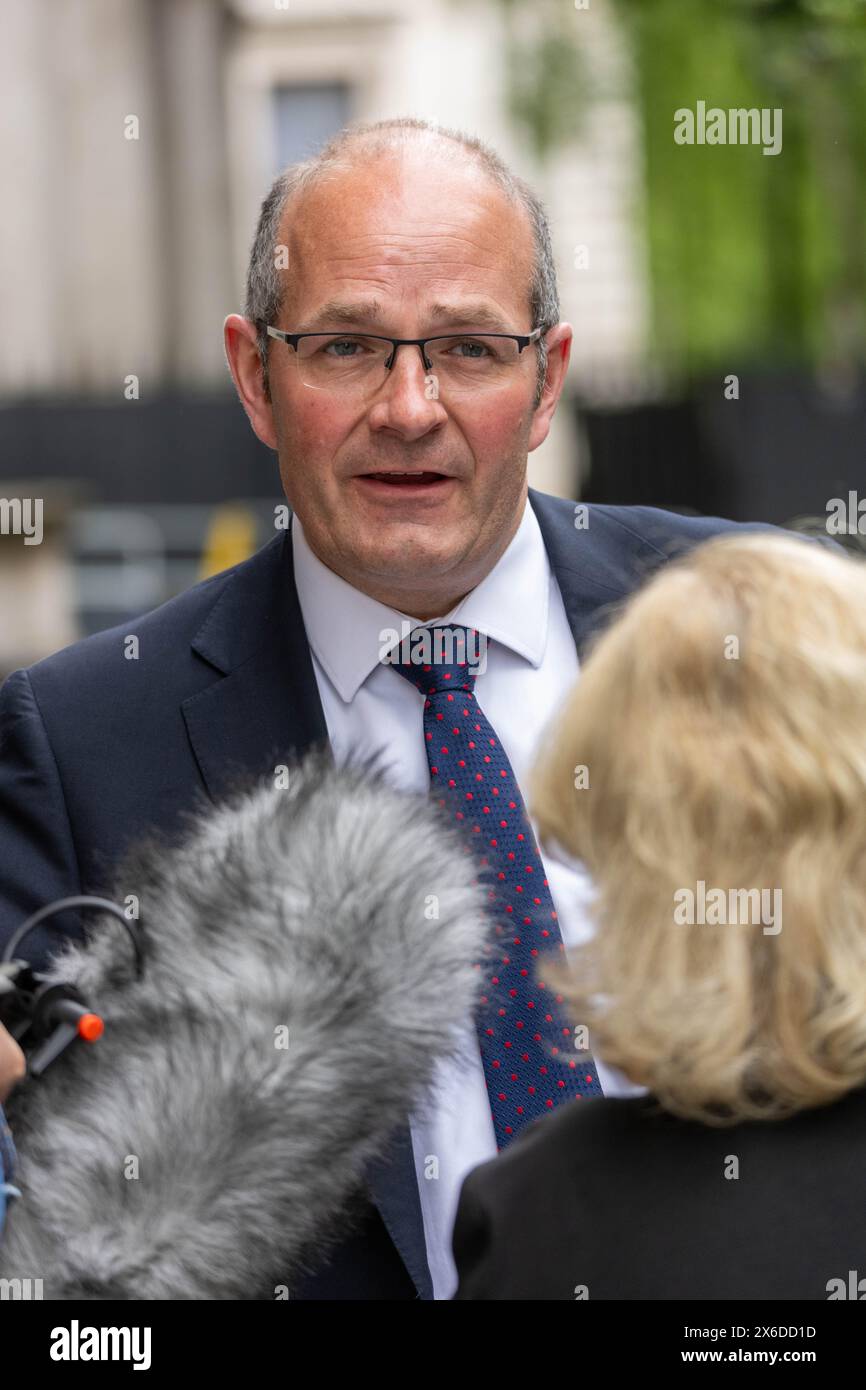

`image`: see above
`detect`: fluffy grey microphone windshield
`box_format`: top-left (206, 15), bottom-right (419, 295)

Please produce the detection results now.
top-left (0, 745), bottom-right (492, 1299)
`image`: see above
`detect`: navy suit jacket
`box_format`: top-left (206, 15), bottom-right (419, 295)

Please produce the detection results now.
top-left (0, 489), bottom-right (747, 1298)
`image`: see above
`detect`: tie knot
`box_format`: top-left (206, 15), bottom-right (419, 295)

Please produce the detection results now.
top-left (384, 624), bottom-right (486, 696)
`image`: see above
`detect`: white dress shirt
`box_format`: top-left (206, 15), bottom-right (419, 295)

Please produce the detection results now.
top-left (291, 497), bottom-right (645, 1299)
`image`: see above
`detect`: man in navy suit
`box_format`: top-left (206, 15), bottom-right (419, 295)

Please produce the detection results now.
top-left (0, 118), bottom-right (750, 1297)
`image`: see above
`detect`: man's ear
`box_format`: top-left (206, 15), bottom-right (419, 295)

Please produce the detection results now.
top-left (223, 314), bottom-right (278, 451)
top-left (528, 323), bottom-right (572, 454)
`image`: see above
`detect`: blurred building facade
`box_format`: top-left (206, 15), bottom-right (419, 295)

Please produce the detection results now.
top-left (0, 0), bottom-right (650, 663)
top-left (0, 0), bottom-right (649, 470)
top-left (5, 0), bottom-right (862, 668)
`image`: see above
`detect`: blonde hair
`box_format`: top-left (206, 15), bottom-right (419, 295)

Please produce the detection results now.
top-left (531, 533), bottom-right (866, 1124)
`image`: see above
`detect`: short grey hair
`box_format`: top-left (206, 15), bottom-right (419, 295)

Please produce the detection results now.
top-left (244, 117), bottom-right (560, 407)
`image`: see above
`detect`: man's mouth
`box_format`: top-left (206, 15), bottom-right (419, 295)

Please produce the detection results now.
top-left (359, 470), bottom-right (451, 486)
top-left (355, 470), bottom-right (457, 500)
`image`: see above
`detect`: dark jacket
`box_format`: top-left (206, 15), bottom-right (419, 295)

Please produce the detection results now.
top-left (453, 1086), bottom-right (866, 1300)
top-left (0, 1104), bottom-right (17, 1239)
top-left (0, 489), bottom-right (751, 1298)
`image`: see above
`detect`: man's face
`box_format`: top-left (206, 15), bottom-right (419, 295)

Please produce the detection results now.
top-left (227, 146), bottom-right (570, 618)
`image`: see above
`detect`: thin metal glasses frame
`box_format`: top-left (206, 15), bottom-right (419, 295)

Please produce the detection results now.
top-left (265, 325), bottom-right (543, 373)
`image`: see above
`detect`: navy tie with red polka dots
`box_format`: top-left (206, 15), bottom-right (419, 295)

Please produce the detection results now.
top-left (387, 623), bottom-right (603, 1150)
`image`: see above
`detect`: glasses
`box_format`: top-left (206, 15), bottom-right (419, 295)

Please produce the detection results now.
top-left (265, 325), bottom-right (543, 398)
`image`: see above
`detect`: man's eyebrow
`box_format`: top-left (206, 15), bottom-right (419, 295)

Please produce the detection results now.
top-left (295, 300), bottom-right (388, 332)
top-left (294, 300), bottom-right (519, 334)
top-left (426, 302), bottom-right (515, 333)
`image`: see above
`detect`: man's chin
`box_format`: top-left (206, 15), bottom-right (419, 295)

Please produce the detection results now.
top-left (360, 541), bottom-right (465, 578)
top-left (353, 534), bottom-right (474, 597)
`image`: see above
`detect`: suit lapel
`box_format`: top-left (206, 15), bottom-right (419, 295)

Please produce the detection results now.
top-left (180, 524), bottom-right (433, 1298)
top-left (528, 488), bottom-right (637, 654)
top-left (181, 530), bottom-right (330, 802)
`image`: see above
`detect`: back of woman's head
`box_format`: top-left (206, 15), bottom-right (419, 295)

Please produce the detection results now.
top-left (531, 533), bottom-right (866, 1124)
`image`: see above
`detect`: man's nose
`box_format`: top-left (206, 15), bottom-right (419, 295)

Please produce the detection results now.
top-left (367, 342), bottom-right (446, 438)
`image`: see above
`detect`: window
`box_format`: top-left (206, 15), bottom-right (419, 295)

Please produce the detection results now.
top-left (273, 83), bottom-right (352, 169)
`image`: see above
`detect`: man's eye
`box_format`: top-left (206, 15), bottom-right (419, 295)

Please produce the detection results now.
top-left (450, 339), bottom-right (490, 359)
top-left (325, 338), bottom-right (363, 357)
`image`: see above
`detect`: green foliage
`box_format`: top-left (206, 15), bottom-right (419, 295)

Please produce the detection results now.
top-left (494, 0), bottom-right (866, 381)
top-left (492, 0), bottom-right (593, 162)
top-left (615, 0), bottom-right (866, 379)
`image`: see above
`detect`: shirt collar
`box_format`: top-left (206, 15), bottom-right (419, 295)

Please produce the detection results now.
top-left (292, 496), bottom-right (550, 704)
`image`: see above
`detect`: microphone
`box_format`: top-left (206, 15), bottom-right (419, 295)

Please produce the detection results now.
top-left (0, 745), bottom-right (491, 1299)
top-left (1, 895), bottom-right (140, 1075)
